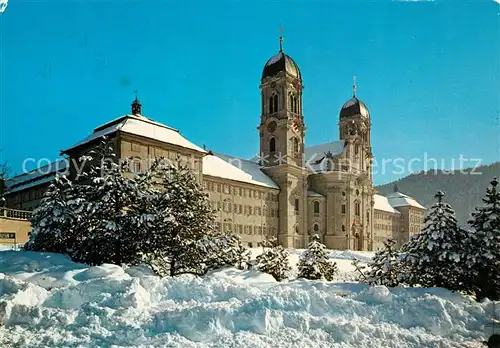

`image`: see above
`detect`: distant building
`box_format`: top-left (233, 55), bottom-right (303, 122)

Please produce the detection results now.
top-left (4, 41), bottom-right (425, 250)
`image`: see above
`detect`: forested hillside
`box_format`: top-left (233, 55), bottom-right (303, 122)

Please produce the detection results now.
top-left (376, 162), bottom-right (500, 225)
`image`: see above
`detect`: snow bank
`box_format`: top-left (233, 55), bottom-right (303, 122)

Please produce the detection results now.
top-left (0, 250), bottom-right (494, 347)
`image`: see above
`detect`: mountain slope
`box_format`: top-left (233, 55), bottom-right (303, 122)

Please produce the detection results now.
top-left (376, 162), bottom-right (500, 225)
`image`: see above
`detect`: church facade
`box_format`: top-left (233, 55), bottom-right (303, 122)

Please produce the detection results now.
top-left (4, 44), bottom-right (425, 251)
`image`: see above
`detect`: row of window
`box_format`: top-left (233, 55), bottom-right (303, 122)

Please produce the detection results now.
top-left (205, 181), bottom-right (278, 201)
top-left (267, 93), bottom-right (300, 114)
top-left (374, 212), bottom-right (400, 221)
top-left (211, 201), bottom-right (279, 217)
top-left (409, 215), bottom-right (424, 224)
top-left (215, 222), bottom-right (277, 236)
top-left (374, 223), bottom-right (399, 232)
top-left (11, 187), bottom-right (45, 204)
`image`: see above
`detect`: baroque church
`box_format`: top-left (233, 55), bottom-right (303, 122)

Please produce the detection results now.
top-left (4, 38), bottom-right (425, 251)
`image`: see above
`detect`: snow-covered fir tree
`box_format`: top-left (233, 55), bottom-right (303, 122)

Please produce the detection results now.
top-left (256, 238), bottom-right (291, 281)
top-left (467, 177), bottom-right (500, 301)
top-left (364, 238), bottom-right (400, 287)
top-left (139, 159), bottom-right (227, 277)
top-left (399, 190), bottom-right (469, 291)
top-left (25, 175), bottom-right (75, 253)
top-left (297, 234), bottom-right (337, 281)
top-left (70, 141), bottom-right (142, 266)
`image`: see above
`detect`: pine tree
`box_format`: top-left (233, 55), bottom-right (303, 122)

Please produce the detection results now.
top-left (70, 141), bottom-right (141, 266)
top-left (25, 175), bottom-right (75, 253)
top-left (297, 234), bottom-right (337, 281)
top-left (256, 239), bottom-right (291, 281)
top-left (467, 177), bottom-right (500, 301)
top-left (364, 238), bottom-right (400, 286)
top-left (140, 159), bottom-right (221, 277)
top-left (400, 190), bottom-right (469, 290)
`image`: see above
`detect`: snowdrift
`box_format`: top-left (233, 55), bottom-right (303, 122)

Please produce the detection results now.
top-left (0, 250), bottom-right (494, 347)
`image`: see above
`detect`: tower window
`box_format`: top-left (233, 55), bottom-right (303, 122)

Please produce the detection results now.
top-left (269, 93), bottom-right (279, 114)
top-left (342, 224), bottom-right (346, 232)
top-left (294, 198), bottom-right (299, 214)
top-left (313, 223), bottom-right (319, 232)
top-left (289, 94), bottom-right (298, 113)
top-left (355, 202), bottom-right (360, 216)
top-left (293, 138), bottom-right (299, 156)
top-left (269, 137), bottom-right (276, 153)
top-left (355, 144), bottom-right (359, 155)
top-left (313, 201), bottom-right (320, 215)
top-left (341, 204), bottom-right (346, 214)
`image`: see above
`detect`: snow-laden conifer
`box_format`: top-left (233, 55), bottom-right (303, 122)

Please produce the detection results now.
top-left (297, 234), bottom-right (337, 281)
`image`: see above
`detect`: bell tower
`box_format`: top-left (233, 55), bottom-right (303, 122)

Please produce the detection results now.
top-left (258, 31), bottom-right (308, 249)
top-left (258, 31), bottom-right (305, 167)
top-left (337, 77), bottom-right (375, 251)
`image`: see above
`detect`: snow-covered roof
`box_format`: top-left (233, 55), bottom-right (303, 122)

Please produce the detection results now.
top-left (386, 192), bottom-right (426, 210)
top-left (6, 159), bottom-right (68, 194)
top-left (373, 194), bottom-right (400, 214)
top-left (307, 190), bottom-right (323, 197)
top-left (304, 141), bottom-right (345, 163)
top-left (202, 153), bottom-right (279, 189)
top-left (63, 114), bottom-right (206, 154)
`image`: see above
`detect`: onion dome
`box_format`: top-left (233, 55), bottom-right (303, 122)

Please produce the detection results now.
top-left (340, 76), bottom-right (370, 119)
top-left (262, 51), bottom-right (301, 80)
top-left (340, 97), bottom-right (370, 119)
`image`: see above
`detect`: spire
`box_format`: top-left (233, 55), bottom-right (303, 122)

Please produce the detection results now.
top-left (352, 76), bottom-right (357, 97)
top-left (435, 190), bottom-right (445, 203)
top-left (131, 90), bottom-right (142, 115)
top-left (279, 24), bottom-right (284, 52)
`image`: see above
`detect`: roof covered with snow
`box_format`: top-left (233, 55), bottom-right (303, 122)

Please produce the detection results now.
top-left (373, 194), bottom-right (401, 214)
top-left (202, 153), bottom-right (279, 189)
top-left (6, 159), bottom-right (68, 194)
top-left (63, 114), bottom-right (206, 154)
top-left (386, 191), bottom-right (426, 209)
top-left (304, 141), bottom-right (346, 173)
top-left (307, 190), bottom-right (323, 198)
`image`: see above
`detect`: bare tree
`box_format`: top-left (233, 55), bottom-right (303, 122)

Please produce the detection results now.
top-left (0, 150), bottom-right (10, 205)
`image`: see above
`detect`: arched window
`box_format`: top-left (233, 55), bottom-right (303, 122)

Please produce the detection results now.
top-left (355, 144), bottom-right (359, 155)
top-left (313, 223), bottom-right (319, 232)
top-left (269, 93), bottom-right (279, 114)
top-left (269, 137), bottom-right (276, 152)
top-left (293, 138), bottom-right (299, 156)
top-left (355, 201), bottom-right (360, 216)
top-left (313, 201), bottom-right (320, 215)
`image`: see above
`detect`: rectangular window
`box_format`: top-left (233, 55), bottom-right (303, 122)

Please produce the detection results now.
top-left (217, 184), bottom-right (221, 193)
top-left (341, 204), bottom-right (346, 214)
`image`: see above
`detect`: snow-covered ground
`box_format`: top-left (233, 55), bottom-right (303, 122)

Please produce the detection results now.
top-left (0, 247), bottom-right (494, 347)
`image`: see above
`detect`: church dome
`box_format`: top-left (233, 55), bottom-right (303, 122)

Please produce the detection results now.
top-left (340, 96), bottom-right (370, 119)
top-left (262, 51), bottom-right (301, 80)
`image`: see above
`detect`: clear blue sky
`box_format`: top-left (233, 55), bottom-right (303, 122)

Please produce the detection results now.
top-left (0, 1), bottom-right (498, 185)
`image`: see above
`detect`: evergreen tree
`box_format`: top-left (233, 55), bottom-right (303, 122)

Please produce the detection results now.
top-left (140, 159), bottom-right (221, 276)
top-left (297, 234), bottom-right (337, 281)
top-left (70, 142), bottom-right (141, 266)
top-left (25, 175), bottom-right (75, 253)
top-left (400, 190), bottom-right (469, 290)
top-left (467, 177), bottom-right (500, 301)
top-left (256, 239), bottom-right (291, 281)
top-left (364, 238), bottom-right (400, 286)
